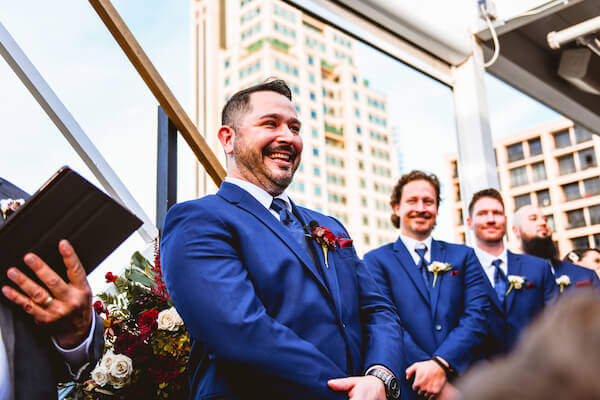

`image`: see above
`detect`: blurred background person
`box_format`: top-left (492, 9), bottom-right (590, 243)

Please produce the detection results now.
top-left (563, 248), bottom-right (600, 278)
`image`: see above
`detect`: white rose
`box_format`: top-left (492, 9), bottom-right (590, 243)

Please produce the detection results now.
top-left (100, 349), bottom-right (116, 371)
top-left (109, 374), bottom-right (129, 390)
top-left (556, 275), bottom-right (571, 286)
top-left (157, 306), bottom-right (184, 331)
top-left (91, 364), bottom-right (109, 387)
top-left (109, 354), bottom-right (133, 380)
top-left (508, 275), bottom-right (525, 289)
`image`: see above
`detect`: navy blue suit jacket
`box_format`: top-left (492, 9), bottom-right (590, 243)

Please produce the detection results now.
top-left (554, 260), bottom-right (600, 292)
top-left (364, 238), bottom-right (489, 379)
top-left (475, 252), bottom-right (557, 359)
top-left (161, 182), bottom-right (404, 399)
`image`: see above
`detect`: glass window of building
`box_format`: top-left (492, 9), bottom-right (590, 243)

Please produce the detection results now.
top-left (455, 183), bottom-right (461, 201)
top-left (528, 137), bottom-right (542, 156)
top-left (514, 193), bottom-right (532, 210)
top-left (562, 182), bottom-right (581, 201)
top-left (313, 166), bottom-right (320, 176)
top-left (314, 185), bottom-right (321, 196)
top-left (536, 189), bottom-right (551, 207)
top-left (557, 154), bottom-right (576, 175)
top-left (566, 208), bottom-right (586, 229)
top-left (578, 147), bottom-right (597, 170)
top-left (506, 142), bottom-right (524, 163)
top-left (594, 234), bottom-right (600, 247)
top-left (362, 215), bottom-right (369, 225)
top-left (584, 177), bottom-right (600, 196)
top-left (589, 205), bottom-right (600, 225)
top-left (546, 214), bottom-right (556, 232)
top-left (509, 166), bottom-right (528, 187)
top-left (457, 208), bottom-right (463, 226)
top-left (553, 129), bottom-right (571, 149)
top-left (570, 236), bottom-right (590, 250)
top-left (451, 160), bottom-right (458, 178)
top-left (531, 161), bottom-right (547, 182)
top-left (575, 126), bottom-right (593, 143)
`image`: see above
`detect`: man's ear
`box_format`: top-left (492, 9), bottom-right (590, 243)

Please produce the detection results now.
top-left (218, 126), bottom-right (235, 155)
top-left (512, 225), bottom-right (520, 240)
top-left (466, 216), bottom-right (472, 230)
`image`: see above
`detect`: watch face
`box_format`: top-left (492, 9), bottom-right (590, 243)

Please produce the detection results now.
top-left (389, 377), bottom-right (401, 399)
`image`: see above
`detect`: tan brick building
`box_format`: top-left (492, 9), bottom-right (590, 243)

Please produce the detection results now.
top-left (449, 118), bottom-right (600, 257)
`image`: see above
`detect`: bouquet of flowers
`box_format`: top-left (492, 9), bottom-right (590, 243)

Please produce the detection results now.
top-left (59, 241), bottom-right (190, 399)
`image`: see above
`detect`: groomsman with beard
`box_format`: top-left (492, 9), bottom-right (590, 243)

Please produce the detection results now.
top-left (466, 189), bottom-right (557, 359)
top-left (512, 205), bottom-right (600, 292)
top-left (364, 170), bottom-right (489, 399)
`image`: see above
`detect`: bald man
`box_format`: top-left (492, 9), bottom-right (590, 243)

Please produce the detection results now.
top-left (512, 205), bottom-right (600, 292)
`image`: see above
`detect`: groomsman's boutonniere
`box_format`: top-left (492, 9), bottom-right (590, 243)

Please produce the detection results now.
top-left (556, 275), bottom-right (571, 293)
top-left (309, 224), bottom-right (337, 269)
top-left (506, 275), bottom-right (526, 295)
top-left (0, 198), bottom-right (24, 219)
top-left (427, 261), bottom-right (452, 287)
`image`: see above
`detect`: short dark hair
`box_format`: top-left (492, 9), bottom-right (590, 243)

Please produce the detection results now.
top-left (563, 248), bottom-right (600, 263)
top-left (221, 78), bottom-right (292, 130)
top-left (390, 170), bottom-right (441, 229)
top-left (468, 188), bottom-right (505, 217)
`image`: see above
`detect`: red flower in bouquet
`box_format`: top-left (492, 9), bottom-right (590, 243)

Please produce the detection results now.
top-left (138, 309), bottom-right (159, 336)
top-left (148, 354), bottom-right (182, 384)
top-left (105, 272), bottom-right (118, 283)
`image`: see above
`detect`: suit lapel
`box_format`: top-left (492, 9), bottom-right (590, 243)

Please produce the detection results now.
top-left (296, 207), bottom-right (343, 318)
top-left (504, 252), bottom-right (521, 313)
top-left (482, 271), bottom-right (504, 314)
top-left (392, 239), bottom-right (430, 305)
top-left (0, 301), bottom-right (15, 397)
top-left (429, 240), bottom-right (446, 318)
top-left (217, 183), bottom-right (330, 295)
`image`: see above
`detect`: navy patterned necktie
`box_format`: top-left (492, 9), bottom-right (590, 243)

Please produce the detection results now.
top-left (415, 245), bottom-right (431, 292)
top-left (270, 198), bottom-right (312, 258)
top-left (492, 259), bottom-right (507, 304)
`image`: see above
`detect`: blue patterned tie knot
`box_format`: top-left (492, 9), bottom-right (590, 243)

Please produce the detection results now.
top-left (492, 259), bottom-right (507, 304)
top-left (415, 245), bottom-right (430, 291)
top-left (270, 198), bottom-right (312, 258)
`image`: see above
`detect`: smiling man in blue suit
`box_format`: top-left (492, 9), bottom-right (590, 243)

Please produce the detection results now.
top-left (364, 171), bottom-right (489, 400)
top-left (161, 79), bottom-right (403, 400)
top-left (466, 189), bottom-right (557, 359)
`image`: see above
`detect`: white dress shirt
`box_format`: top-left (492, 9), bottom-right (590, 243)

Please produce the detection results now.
top-left (474, 247), bottom-right (508, 288)
top-left (399, 234), bottom-right (433, 265)
top-left (225, 177), bottom-right (292, 220)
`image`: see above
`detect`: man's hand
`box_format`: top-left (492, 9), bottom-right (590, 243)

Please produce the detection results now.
top-left (406, 360), bottom-right (447, 399)
top-left (2, 239), bottom-right (93, 348)
top-left (328, 375), bottom-right (386, 400)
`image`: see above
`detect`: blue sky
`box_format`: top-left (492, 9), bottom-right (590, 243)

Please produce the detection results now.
top-left (1, 1), bottom-right (560, 292)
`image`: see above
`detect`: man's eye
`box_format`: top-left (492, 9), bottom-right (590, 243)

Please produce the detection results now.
top-left (264, 121), bottom-right (276, 127)
top-left (290, 125), bottom-right (301, 133)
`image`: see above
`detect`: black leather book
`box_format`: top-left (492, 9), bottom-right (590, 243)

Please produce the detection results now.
top-left (0, 166), bottom-right (142, 289)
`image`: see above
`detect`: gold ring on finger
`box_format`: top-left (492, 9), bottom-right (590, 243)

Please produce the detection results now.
top-left (42, 295), bottom-right (54, 307)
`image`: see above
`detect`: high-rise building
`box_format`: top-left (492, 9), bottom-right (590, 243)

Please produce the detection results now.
top-left (191, 0), bottom-right (398, 253)
top-left (448, 118), bottom-right (600, 257)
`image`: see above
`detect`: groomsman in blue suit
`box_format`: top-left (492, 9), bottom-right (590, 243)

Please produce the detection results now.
top-left (512, 205), bottom-right (600, 292)
top-left (161, 79), bottom-right (404, 400)
top-left (466, 189), bottom-right (557, 358)
top-left (364, 171), bottom-right (489, 399)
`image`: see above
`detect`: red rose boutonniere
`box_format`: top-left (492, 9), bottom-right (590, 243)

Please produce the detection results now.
top-left (308, 221), bottom-right (337, 269)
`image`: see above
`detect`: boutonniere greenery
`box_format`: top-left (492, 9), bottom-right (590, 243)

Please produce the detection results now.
top-left (556, 274), bottom-right (571, 293)
top-left (506, 275), bottom-right (526, 295)
top-left (427, 261), bottom-right (452, 287)
top-left (0, 198), bottom-right (24, 219)
top-left (309, 223), bottom-right (337, 269)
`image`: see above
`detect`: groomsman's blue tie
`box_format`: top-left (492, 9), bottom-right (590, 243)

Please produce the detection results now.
top-left (492, 259), bottom-right (507, 304)
top-left (415, 245), bottom-right (431, 293)
top-left (270, 198), bottom-right (312, 258)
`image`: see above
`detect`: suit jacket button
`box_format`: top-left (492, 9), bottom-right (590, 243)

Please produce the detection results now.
top-left (342, 323), bottom-right (346, 329)
top-left (435, 324), bottom-right (442, 331)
